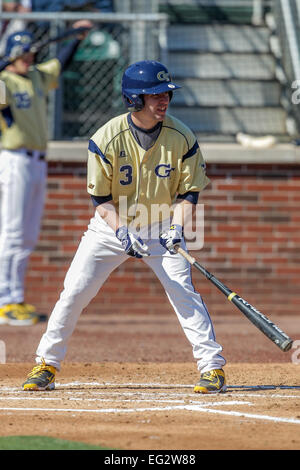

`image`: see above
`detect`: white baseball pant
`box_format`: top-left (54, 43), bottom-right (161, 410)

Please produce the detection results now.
top-left (36, 211), bottom-right (226, 373)
top-left (0, 149), bottom-right (47, 305)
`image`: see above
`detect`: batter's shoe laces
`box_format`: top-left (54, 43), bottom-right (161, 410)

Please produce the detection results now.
top-left (22, 359), bottom-right (56, 391)
top-left (0, 303), bottom-right (47, 326)
top-left (194, 369), bottom-right (226, 394)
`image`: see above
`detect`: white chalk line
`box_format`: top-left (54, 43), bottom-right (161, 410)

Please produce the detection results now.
top-left (2, 382), bottom-right (300, 393)
top-left (1, 381), bottom-right (300, 402)
top-left (1, 388), bottom-right (299, 400)
top-left (0, 396), bottom-right (250, 407)
top-left (0, 382), bottom-right (299, 425)
top-left (0, 404), bottom-right (299, 425)
top-left (16, 381), bottom-right (296, 390)
top-left (55, 382), bottom-right (300, 390)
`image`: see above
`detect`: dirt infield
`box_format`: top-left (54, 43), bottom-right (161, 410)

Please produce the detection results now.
top-left (0, 313), bottom-right (299, 450)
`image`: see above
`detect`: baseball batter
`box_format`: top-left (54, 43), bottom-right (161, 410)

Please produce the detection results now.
top-left (0, 21), bottom-right (92, 326)
top-left (22, 60), bottom-right (226, 393)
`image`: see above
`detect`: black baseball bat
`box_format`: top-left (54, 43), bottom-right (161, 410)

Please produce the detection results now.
top-left (0, 26), bottom-right (92, 65)
top-left (176, 246), bottom-right (294, 352)
top-left (29, 26), bottom-right (93, 54)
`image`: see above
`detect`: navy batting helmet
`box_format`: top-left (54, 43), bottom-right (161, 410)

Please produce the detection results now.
top-left (5, 31), bottom-right (33, 60)
top-left (122, 60), bottom-right (181, 112)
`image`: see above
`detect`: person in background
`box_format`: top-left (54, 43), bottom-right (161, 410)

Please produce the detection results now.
top-left (62, 0), bottom-right (114, 12)
top-left (0, 20), bottom-right (92, 326)
top-left (0, 1), bottom-right (32, 57)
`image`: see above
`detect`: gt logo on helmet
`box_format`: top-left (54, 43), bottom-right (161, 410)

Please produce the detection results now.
top-left (157, 71), bottom-right (170, 82)
top-left (14, 34), bottom-right (32, 44)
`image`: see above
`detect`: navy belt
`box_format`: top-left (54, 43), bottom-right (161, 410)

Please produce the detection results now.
top-left (26, 150), bottom-right (46, 160)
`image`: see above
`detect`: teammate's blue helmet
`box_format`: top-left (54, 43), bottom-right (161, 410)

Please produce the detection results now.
top-left (5, 31), bottom-right (33, 60)
top-left (122, 60), bottom-right (181, 112)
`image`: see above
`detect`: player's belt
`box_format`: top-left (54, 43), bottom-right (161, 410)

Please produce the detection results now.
top-left (25, 150), bottom-right (46, 160)
top-left (4, 148), bottom-right (46, 160)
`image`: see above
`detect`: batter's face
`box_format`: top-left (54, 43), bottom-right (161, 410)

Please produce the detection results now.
top-left (12, 53), bottom-right (34, 75)
top-left (132, 92), bottom-right (170, 129)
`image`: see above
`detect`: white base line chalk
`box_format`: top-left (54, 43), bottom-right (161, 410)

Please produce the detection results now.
top-left (0, 405), bottom-right (299, 425)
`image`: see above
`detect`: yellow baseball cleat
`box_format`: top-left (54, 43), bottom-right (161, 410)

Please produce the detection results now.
top-left (22, 303), bottom-right (37, 313)
top-left (23, 359), bottom-right (56, 391)
top-left (0, 303), bottom-right (40, 326)
top-left (194, 369), bottom-right (226, 394)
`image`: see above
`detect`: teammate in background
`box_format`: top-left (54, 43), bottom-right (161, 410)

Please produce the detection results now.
top-left (0, 20), bottom-right (92, 326)
top-left (22, 60), bottom-right (226, 393)
top-left (0, 0), bottom-right (32, 57)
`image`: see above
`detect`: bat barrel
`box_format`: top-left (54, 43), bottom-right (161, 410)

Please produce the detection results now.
top-left (230, 294), bottom-right (293, 352)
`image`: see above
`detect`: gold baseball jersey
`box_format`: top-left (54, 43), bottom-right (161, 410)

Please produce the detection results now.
top-left (0, 59), bottom-right (61, 151)
top-left (87, 112), bottom-right (210, 226)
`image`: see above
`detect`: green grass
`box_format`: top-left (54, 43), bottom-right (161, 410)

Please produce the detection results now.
top-left (0, 436), bottom-right (114, 450)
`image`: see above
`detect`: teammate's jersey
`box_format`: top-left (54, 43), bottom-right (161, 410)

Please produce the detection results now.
top-left (0, 59), bottom-right (61, 151)
top-left (87, 112), bottom-right (210, 227)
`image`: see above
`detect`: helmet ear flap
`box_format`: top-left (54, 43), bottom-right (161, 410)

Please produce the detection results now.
top-left (122, 92), bottom-right (144, 112)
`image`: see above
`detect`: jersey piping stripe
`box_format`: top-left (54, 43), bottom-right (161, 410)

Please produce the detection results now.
top-left (104, 128), bottom-right (131, 154)
top-left (161, 125), bottom-right (189, 147)
top-left (182, 141), bottom-right (199, 162)
top-left (88, 139), bottom-right (112, 167)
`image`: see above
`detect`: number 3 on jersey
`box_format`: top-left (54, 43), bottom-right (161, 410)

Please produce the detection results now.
top-left (120, 164), bottom-right (133, 185)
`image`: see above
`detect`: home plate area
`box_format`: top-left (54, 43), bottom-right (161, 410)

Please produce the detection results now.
top-left (0, 362), bottom-right (299, 450)
top-left (1, 382), bottom-right (300, 423)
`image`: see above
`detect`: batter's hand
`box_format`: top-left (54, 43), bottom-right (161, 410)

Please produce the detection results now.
top-left (116, 226), bottom-right (150, 259)
top-left (72, 20), bottom-right (93, 39)
top-left (159, 224), bottom-right (183, 254)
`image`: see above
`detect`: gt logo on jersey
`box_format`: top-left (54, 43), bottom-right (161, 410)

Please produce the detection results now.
top-left (155, 163), bottom-right (175, 178)
top-left (13, 92), bottom-right (31, 108)
top-left (157, 70), bottom-right (170, 82)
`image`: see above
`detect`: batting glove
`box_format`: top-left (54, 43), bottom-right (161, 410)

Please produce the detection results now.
top-left (116, 226), bottom-right (150, 259)
top-left (159, 224), bottom-right (183, 254)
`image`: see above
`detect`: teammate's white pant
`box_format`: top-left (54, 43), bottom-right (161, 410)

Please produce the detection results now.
top-left (0, 149), bottom-right (47, 305)
top-left (36, 212), bottom-right (226, 373)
